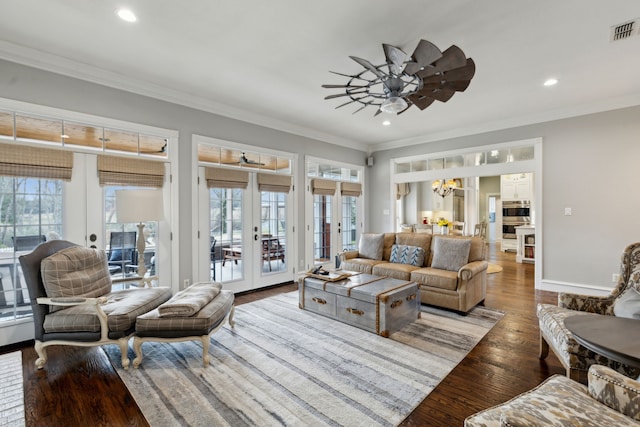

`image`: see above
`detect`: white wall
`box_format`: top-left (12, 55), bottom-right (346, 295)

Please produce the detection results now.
top-left (368, 106), bottom-right (640, 293)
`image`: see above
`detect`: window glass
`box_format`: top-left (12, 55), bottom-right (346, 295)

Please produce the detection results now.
top-left (210, 188), bottom-right (243, 282)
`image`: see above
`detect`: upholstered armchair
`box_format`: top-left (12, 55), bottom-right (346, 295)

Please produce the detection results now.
top-left (19, 240), bottom-right (172, 370)
top-left (537, 242), bottom-right (640, 383)
top-left (465, 364), bottom-right (640, 426)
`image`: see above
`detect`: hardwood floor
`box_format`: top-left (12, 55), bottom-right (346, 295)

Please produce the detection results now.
top-left (4, 245), bottom-right (564, 426)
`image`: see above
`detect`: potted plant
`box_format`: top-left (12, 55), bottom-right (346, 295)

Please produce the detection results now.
top-left (437, 218), bottom-right (450, 235)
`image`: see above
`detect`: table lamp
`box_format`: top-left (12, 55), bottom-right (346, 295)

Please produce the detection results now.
top-left (115, 189), bottom-right (164, 279)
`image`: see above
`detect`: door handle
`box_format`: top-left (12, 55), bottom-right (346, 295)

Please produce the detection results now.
top-left (254, 234), bottom-right (258, 241)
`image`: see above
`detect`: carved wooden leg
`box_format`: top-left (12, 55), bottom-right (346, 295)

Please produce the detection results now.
top-left (34, 341), bottom-right (47, 369)
top-left (119, 337), bottom-right (131, 370)
top-left (132, 338), bottom-right (143, 369)
top-left (200, 336), bottom-right (211, 367)
top-left (539, 334), bottom-right (549, 359)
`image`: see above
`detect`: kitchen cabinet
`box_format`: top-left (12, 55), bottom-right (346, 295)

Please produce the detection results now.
top-left (501, 173), bottom-right (532, 201)
top-left (516, 225), bottom-right (535, 263)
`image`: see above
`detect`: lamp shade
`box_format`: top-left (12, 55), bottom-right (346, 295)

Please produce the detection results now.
top-left (115, 189), bottom-right (164, 223)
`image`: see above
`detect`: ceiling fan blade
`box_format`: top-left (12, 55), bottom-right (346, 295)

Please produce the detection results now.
top-left (427, 45), bottom-right (467, 74)
top-left (428, 89), bottom-right (456, 102)
top-left (329, 71), bottom-right (359, 78)
top-left (405, 39), bottom-right (442, 75)
top-left (407, 94), bottom-right (436, 110)
top-left (352, 104), bottom-right (369, 114)
top-left (421, 79), bottom-right (471, 92)
top-left (324, 90), bottom-right (368, 100)
top-left (322, 84), bottom-right (368, 89)
top-left (420, 59), bottom-right (475, 87)
top-left (374, 108), bottom-right (383, 117)
top-left (383, 44), bottom-right (408, 75)
top-left (350, 56), bottom-right (385, 79)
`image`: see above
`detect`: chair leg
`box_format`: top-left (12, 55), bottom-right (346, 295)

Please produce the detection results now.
top-left (539, 334), bottom-right (549, 359)
top-left (119, 337), bottom-right (131, 370)
top-left (200, 335), bottom-right (211, 367)
top-left (228, 305), bottom-right (236, 328)
top-left (34, 340), bottom-right (47, 369)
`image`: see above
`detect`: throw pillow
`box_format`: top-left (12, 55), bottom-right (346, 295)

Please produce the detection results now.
top-left (430, 237), bottom-right (472, 272)
top-left (41, 246), bottom-right (112, 312)
top-left (613, 287), bottom-right (640, 319)
top-left (358, 233), bottom-right (384, 260)
top-left (390, 244), bottom-right (425, 266)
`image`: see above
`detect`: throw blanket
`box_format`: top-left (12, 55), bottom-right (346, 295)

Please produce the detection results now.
top-left (158, 282), bottom-right (222, 317)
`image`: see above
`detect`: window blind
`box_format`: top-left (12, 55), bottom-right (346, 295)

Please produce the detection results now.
top-left (97, 155), bottom-right (165, 187)
top-left (341, 182), bottom-right (362, 197)
top-left (311, 178), bottom-right (336, 196)
top-left (257, 173), bottom-right (291, 193)
top-left (0, 142), bottom-right (73, 181)
top-left (205, 166), bottom-right (249, 189)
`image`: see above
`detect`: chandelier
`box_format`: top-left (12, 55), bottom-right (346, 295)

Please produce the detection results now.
top-left (432, 179), bottom-right (457, 197)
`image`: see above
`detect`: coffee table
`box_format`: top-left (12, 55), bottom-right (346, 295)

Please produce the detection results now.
top-left (564, 315), bottom-right (640, 368)
top-left (298, 272), bottom-right (420, 337)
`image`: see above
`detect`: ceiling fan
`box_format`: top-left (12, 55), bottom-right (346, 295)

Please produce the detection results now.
top-left (223, 152), bottom-right (265, 166)
top-left (322, 39), bottom-right (475, 115)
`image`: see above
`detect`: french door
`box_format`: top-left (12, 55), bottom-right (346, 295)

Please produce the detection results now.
top-left (197, 168), bottom-right (294, 293)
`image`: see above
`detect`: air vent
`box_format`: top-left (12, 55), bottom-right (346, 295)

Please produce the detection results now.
top-left (610, 19), bottom-right (638, 41)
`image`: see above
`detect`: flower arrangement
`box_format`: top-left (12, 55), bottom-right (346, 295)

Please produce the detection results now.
top-left (437, 218), bottom-right (450, 227)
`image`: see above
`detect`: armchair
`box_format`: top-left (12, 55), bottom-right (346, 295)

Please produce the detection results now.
top-left (538, 242), bottom-right (640, 383)
top-left (19, 240), bottom-right (171, 370)
top-left (465, 364), bottom-right (640, 426)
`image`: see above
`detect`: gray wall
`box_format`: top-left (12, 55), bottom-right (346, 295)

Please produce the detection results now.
top-left (369, 106), bottom-right (640, 291)
top-left (479, 176), bottom-right (500, 224)
top-left (0, 59), bottom-right (366, 285)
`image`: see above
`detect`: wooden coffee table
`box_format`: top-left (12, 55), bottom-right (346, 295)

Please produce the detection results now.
top-left (564, 315), bottom-right (640, 368)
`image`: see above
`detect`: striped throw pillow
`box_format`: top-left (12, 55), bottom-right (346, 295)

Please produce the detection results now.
top-left (390, 244), bottom-right (425, 266)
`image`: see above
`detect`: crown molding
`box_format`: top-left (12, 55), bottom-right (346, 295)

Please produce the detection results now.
top-left (0, 41), bottom-right (368, 152)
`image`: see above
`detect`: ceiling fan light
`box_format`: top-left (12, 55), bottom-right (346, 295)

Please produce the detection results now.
top-left (380, 96), bottom-right (408, 114)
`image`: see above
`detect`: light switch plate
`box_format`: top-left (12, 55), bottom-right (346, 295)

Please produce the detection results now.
top-left (564, 207), bottom-right (572, 216)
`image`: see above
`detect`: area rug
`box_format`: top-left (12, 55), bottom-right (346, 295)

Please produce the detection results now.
top-left (105, 292), bottom-right (503, 427)
top-left (487, 263), bottom-right (503, 274)
top-left (0, 351), bottom-right (25, 426)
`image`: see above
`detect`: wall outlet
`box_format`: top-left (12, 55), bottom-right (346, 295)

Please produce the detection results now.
top-left (612, 273), bottom-right (620, 283)
top-left (184, 279), bottom-right (190, 288)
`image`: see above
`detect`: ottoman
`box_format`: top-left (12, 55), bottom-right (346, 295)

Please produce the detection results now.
top-left (132, 282), bottom-right (235, 367)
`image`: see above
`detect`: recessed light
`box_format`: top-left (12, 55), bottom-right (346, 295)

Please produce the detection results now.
top-left (543, 78), bottom-right (558, 87)
top-left (117, 8), bottom-right (137, 22)
top-left (382, 120), bottom-right (391, 126)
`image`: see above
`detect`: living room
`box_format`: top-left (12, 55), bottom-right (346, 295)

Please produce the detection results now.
top-left (1, 1), bottom-right (640, 425)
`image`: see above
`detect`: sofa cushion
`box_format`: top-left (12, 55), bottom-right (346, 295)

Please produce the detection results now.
top-left (382, 233), bottom-right (396, 261)
top-left (588, 364), bottom-right (640, 421)
top-left (340, 258), bottom-right (385, 274)
top-left (396, 233), bottom-right (431, 266)
top-left (431, 237), bottom-right (471, 272)
top-left (41, 246), bottom-right (112, 312)
top-left (390, 244), bottom-right (425, 266)
top-left (411, 268), bottom-right (459, 291)
top-left (371, 262), bottom-right (418, 281)
top-left (613, 287), bottom-right (640, 319)
top-left (464, 374), bottom-right (637, 427)
top-left (43, 287), bottom-right (172, 333)
top-left (358, 233), bottom-right (384, 260)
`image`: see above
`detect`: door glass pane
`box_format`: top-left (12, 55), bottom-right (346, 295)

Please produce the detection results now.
top-left (260, 191), bottom-right (286, 274)
top-left (210, 188), bottom-right (243, 282)
top-left (342, 195), bottom-right (358, 251)
top-left (313, 194), bottom-right (332, 265)
top-left (105, 186), bottom-right (159, 281)
top-left (0, 177), bottom-right (63, 323)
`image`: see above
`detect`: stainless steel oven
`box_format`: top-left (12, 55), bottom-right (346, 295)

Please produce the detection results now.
top-left (502, 201), bottom-right (531, 240)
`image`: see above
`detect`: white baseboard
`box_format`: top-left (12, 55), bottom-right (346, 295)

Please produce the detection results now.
top-left (537, 279), bottom-right (612, 296)
top-left (0, 319), bottom-right (34, 347)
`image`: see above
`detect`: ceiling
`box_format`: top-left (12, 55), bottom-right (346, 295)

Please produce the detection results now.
top-left (1, 1), bottom-right (639, 152)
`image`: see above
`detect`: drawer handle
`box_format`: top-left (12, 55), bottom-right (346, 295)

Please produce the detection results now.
top-left (346, 307), bottom-right (364, 316)
top-left (390, 300), bottom-right (403, 309)
top-left (312, 297), bottom-right (327, 305)
top-left (406, 293), bottom-right (417, 301)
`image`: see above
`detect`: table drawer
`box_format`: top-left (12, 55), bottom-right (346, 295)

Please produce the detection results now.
top-left (336, 296), bottom-right (377, 333)
top-left (302, 287), bottom-right (337, 317)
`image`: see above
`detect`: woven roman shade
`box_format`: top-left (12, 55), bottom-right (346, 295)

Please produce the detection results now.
top-left (257, 173), bottom-right (291, 193)
top-left (0, 142), bottom-right (73, 181)
top-left (341, 182), bottom-right (362, 197)
top-left (205, 167), bottom-right (249, 189)
top-left (396, 183), bottom-right (410, 200)
top-left (97, 155), bottom-right (165, 187)
top-left (311, 179), bottom-right (336, 196)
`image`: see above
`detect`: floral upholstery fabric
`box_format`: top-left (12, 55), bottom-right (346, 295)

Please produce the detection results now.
top-left (537, 304), bottom-right (640, 378)
top-left (464, 370), bottom-right (640, 427)
top-left (589, 365), bottom-right (640, 421)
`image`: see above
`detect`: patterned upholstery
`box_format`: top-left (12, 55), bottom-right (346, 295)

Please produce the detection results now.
top-left (389, 244), bottom-right (425, 266)
top-left (465, 365), bottom-right (640, 426)
top-left (538, 242), bottom-right (640, 383)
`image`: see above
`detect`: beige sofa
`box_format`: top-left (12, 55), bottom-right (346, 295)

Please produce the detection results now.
top-left (340, 232), bottom-right (487, 312)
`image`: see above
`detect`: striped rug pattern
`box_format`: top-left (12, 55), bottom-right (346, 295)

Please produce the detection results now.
top-left (105, 292), bottom-right (503, 427)
top-left (0, 351), bottom-right (25, 426)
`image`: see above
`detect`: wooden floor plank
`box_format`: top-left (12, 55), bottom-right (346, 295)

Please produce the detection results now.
top-left (3, 244), bottom-right (564, 426)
